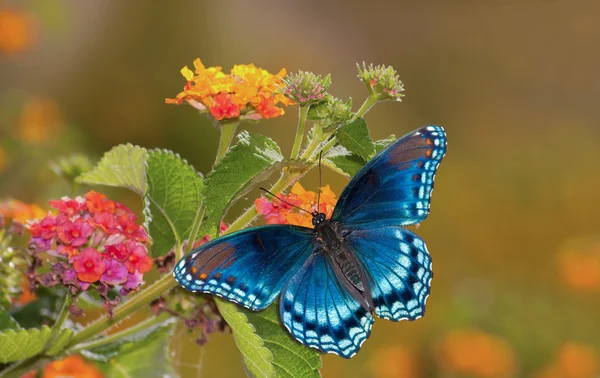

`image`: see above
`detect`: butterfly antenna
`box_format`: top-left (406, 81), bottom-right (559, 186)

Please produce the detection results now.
top-left (259, 187), bottom-right (312, 214)
top-left (316, 151), bottom-right (323, 214)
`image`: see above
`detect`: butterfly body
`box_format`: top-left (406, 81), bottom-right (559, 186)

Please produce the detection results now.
top-left (174, 125), bottom-right (447, 358)
top-left (312, 215), bottom-right (375, 312)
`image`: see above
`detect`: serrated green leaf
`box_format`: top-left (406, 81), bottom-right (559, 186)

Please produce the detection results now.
top-left (82, 317), bottom-right (176, 363)
top-left (145, 150), bottom-right (204, 257)
top-left (335, 118), bottom-right (374, 161)
top-left (0, 312), bottom-right (20, 331)
top-left (76, 144), bottom-right (148, 195)
top-left (0, 326), bottom-right (51, 363)
top-left (202, 131), bottom-right (283, 237)
top-left (374, 134), bottom-right (396, 153)
top-left (44, 328), bottom-right (74, 356)
top-left (97, 324), bottom-right (176, 378)
top-left (244, 305), bottom-right (321, 378)
top-left (323, 145), bottom-right (366, 178)
top-left (217, 300), bottom-right (276, 378)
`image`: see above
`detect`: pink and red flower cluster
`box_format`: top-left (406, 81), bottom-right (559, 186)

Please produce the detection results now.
top-left (27, 191), bottom-right (152, 296)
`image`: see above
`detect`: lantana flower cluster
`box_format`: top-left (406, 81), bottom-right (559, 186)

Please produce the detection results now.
top-left (357, 62), bottom-right (405, 101)
top-left (0, 198), bottom-right (45, 227)
top-left (27, 191), bottom-right (152, 313)
top-left (255, 182), bottom-right (338, 228)
top-left (166, 58), bottom-right (295, 121)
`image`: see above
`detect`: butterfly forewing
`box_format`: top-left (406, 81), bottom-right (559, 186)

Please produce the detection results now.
top-left (331, 125), bottom-right (447, 226)
top-left (173, 225), bottom-right (313, 310)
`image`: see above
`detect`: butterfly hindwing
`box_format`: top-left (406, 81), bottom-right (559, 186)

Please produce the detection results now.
top-left (343, 224), bottom-right (432, 321)
top-left (332, 125), bottom-right (446, 226)
top-left (280, 250), bottom-right (374, 358)
top-left (173, 225), bottom-right (313, 310)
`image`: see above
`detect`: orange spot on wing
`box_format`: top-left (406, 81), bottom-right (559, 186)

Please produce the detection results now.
top-left (214, 273), bottom-right (222, 280)
top-left (416, 161), bottom-right (424, 168)
top-left (426, 139), bottom-right (433, 146)
top-left (425, 149), bottom-right (433, 158)
top-left (191, 267), bottom-right (197, 274)
top-left (199, 273), bottom-right (208, 280)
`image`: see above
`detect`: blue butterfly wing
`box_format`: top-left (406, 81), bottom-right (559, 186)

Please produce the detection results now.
top-left (331, 125), bottom-right (447, 226)
top-left (279, 249), bottom-right (374, 358)
top-left (342, 224), bottom-right (432, 321)
top-left (173, 225), bottom-right (313, 310)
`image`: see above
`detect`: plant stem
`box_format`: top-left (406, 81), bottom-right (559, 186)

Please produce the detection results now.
top-left (65, 273), bottom-right (177, 349)
top-left (184, 205), bottom-right (205, 257)
top-left (46, 294), bottom-right (73, 349)
top-left (0, 356), bottom-right (46, 378)
top-left (316, 136), bottom-right (338, 157)
top-left (69, 312), bottom-right (172, 354)
top-left (353, 93), bottom-right (379, 121)
top-left (215, 121), bottom-right (240, 165)
top-left (290, 105), bottom-right (309, 159)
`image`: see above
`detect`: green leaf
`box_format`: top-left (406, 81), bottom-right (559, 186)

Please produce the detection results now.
top-left (76, 144), bottom-right (148, 195)
top-left (82, 317), bottom-right (176, 363)
top-left (97, 324), bottom-right (176, 378)
top-left (244, 305), bottom-right (321, 378)
top-left (145, 150), bottom-right (204, 257)
top-left (323, 145), bottom-right (366, 178)
top-left (374, 134), bottom-right (396, 153)
top-left (0, 312), bottom-right (20, 331)
top-left (0, 326), bottom-right (51, 363)
top-left (45, 329), bottom-right (75, 356)
top-left (335, 118), bottom-right (374, 161)
top-left (216, 300), bottom-right (276, 378)
top-left (202, 131), bottom-right (283, 237)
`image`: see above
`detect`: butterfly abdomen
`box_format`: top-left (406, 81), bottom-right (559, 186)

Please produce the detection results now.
top-left (314, 220), bottom-right (374, 312)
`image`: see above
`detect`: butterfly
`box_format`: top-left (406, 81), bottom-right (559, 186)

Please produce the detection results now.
top-left (174, 125), bottom-right (447, 358)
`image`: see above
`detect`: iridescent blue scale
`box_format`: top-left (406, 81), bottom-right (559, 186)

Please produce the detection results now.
top-left (174, 125), bottom-right (447, 358)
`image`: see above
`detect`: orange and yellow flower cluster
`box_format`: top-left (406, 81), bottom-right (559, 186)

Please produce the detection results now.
top-left (22, 355), bottom-right (104, 378)
top-left (0, 8), bottom-right (36, 55)
top-left (435, 328), bottom-right (517, 378)
top-left (255, 182), bottom-right (337, 228)
top-left (0, 199), bottom-right (45, 226)
top-left (534, 343), bottom-right (598, 378)
top-left (557, 238), bottom-right (600, 292)
top-left (166, 58), bottom-right (294, 121)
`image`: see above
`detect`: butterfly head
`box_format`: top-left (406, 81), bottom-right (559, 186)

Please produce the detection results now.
top-left (311, 212), bottom-right (327, 227)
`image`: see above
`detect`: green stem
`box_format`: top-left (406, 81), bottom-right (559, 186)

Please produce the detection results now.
top-left (299, 125), bottom-right (328, 161)
top-left (215, 121), bottom-right (240, 165)
top-left (65, 273), bottom-right (177, 349)
top-left (353, 93), bottom-right (379, 121)
top-left (316, 136), bottom-right (338, 157)
top-left (46, 294), bottom-right (73, 349)
top-left (184, 205), bottom-right (205, 256)
top-left (290, 105), bottom-right (310, 159)
top-left (69, 312), bottom-right (172, 354)
top-left (0, 356), bottom-right (46, 378)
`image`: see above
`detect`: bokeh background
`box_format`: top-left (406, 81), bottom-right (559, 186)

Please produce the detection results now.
top-left (2, 1), bottom-right (600, 377)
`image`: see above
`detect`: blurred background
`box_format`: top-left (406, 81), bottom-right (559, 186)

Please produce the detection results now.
top-left (2, 1), bottom-right (600, 377)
